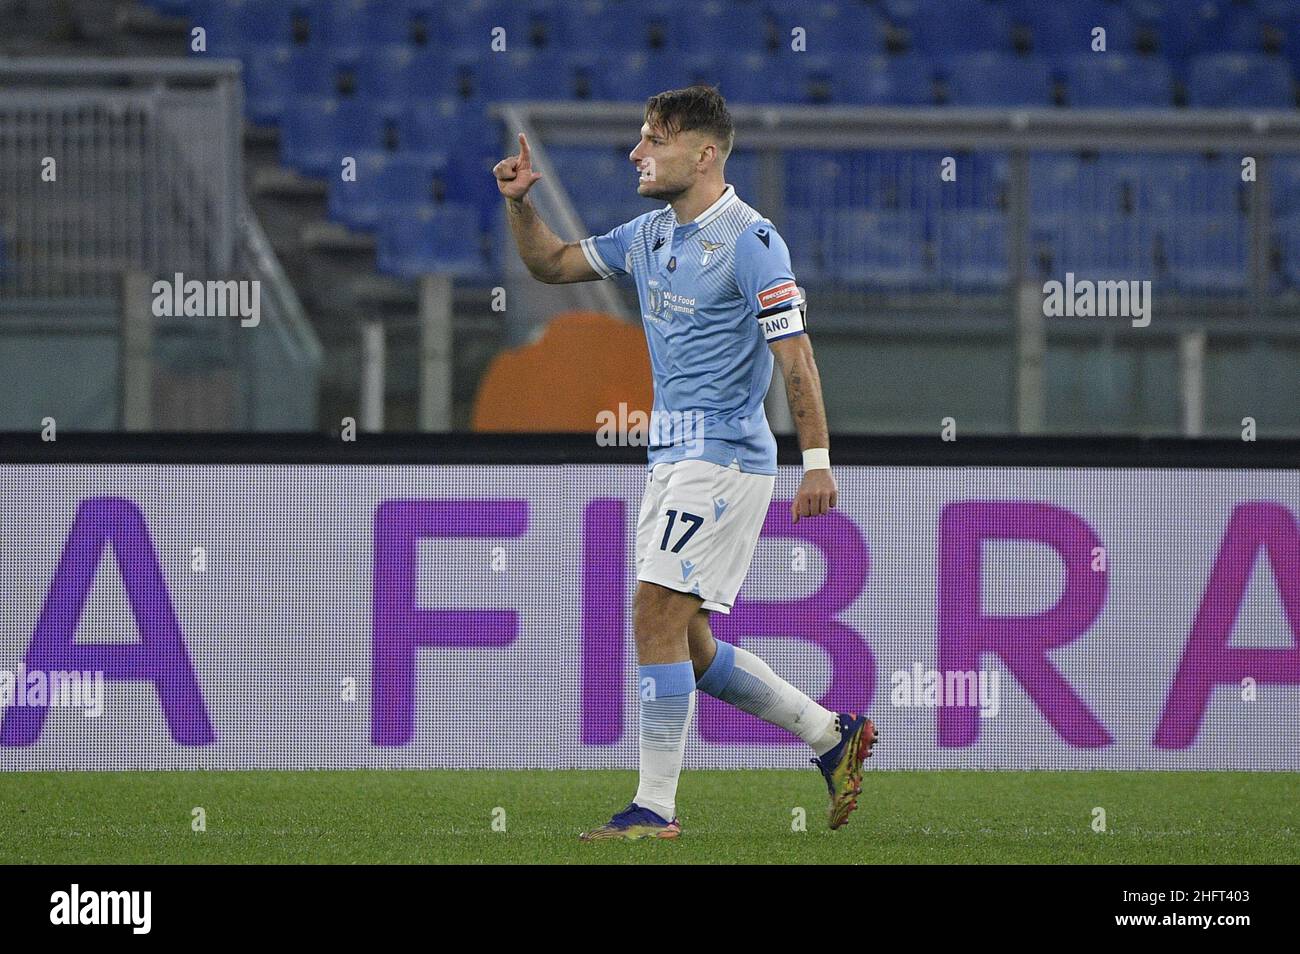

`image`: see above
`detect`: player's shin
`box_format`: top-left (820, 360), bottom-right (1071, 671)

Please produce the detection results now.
top-left (695, 641), bottom-right (841, 755)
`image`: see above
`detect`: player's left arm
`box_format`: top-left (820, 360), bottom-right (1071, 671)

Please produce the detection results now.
top-left (770, 333), bottom-right (836, 524)
top-left (736, 220), bottom-right (836, 524)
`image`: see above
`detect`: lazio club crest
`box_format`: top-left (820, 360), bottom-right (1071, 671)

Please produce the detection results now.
top-left (699, 239), bottom-right (724, 266)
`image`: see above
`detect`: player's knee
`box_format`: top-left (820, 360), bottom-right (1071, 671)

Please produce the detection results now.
top-left (632, 583), bottom-right (694, 648)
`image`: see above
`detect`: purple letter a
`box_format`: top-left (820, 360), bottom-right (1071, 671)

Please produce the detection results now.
top-left (0, 497), bottom-right (214, 746)
top-left (1154, 502), bottom-right (1300, 748)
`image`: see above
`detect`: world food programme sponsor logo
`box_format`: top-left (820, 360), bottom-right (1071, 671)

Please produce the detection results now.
top-left (595, 402), bottom-right (706, 457)
top-left (644, 279), bottom-right (696, 325)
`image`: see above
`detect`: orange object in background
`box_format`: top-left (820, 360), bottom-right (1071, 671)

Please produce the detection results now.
top-left (472, 311), bottom-right (653, 432)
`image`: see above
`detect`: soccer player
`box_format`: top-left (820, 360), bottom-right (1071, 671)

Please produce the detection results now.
top-left (494, 85), bottom-right (877, 840)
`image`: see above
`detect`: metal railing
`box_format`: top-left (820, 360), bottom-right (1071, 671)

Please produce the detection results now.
top-left (0, 58), bottom-right (322, 431)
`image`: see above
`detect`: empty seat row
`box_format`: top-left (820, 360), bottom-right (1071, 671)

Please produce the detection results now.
top-left (161, 0), bottom-right (1300, 64)
top-left (243, 47), bottom-right (1297, 127)
top-left (776, 207), bottom-right (1275, 294)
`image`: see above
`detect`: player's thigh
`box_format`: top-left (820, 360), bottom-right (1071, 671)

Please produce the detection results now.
top-left (634, 463), bottom-right (672, 574)
top-left (636, 459), bottom-right (772, 608)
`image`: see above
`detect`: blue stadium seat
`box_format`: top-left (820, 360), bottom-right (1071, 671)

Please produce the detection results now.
top-left (309, 0), bottom-right (390, 50)
top-left (910, 0), bottom-right (1010, 55)
top-left (356, 44), bottom-right (417, 107)
top-left (1159, 213), bottom-right (1248, 293)
top-left (279, 97), bottom-right (338, 176)
top-left (782, 208), bottom-right (828, 283)
top-left (150, 0), bottom-right (196, 15)
top-left (447, 148), bottom-right (503, 233)
top-left (677, 0), bottom-right (773, 55)
top-left (1010, 0), bottom-right (1136, 56)
top-left (451, 0), bottom-right (529, 50)
top-left (280, 97), bottom-right (393, 177)
top-left (1186, 54), bottom-right (1295, 108)
top-left (480, 48), bottom-right (600, 102)
top-left (843, 54), bottom-right (937, 106)
top-left (327, 150), bottom-right (393, 231)
top-left (1027, 213), bottom-right (1157, 281)
top-left (187, 0), bottom-right (239, 56)
top-left (378, 152), bottom-right (453, 208)
top-left (399, 49), bottom-right (465, 100)
top-left (1273, 156), bottom-right (1300, 218)
top-left (767, 1), bottom-right (882, 55)
top-left (220, 0), bottom-right (300, 51)
top-left (359, 0), bottom-right (430, 45)
top-left (937, 210), bottom-right (1008, 289)
top-left (789, 54), bottom-right (854, 105)
top-left (825, 209), bottom-right (931, 289)
top-left (333, 97), bottom-right (394, 154)
top-left (945, 53), bottom-right (1052, 106)
top-left (377, 203), bottom-right (489, 280)
top-left (1279, 213), bottom-right (1300, 288)
top-left (938, 152), bottom-right (1009, 209)
top-left (1028, 154), bottom-right (1084, 215)
top-left (546, 146), bottom-right (637, 204)
top-left (1203, 8), bottom-right (1263, 55)
top-left (785, 150), bottom-right (853, 210)
top-left (1126, 2), bottom-right (1218, 66)
top-left (516, 0), bottom-right (570, 52)
top-left (593, 51), bottom-right (686, 102)
top-left (1064, 54), bottom-right (1174, 108)
top-left (715, 51), bottom-right (799, 104)
top-left (678, 53), bottom-right (724, 91)
top-left (571, 0), bottom-right (677, 54)
top-left (1161, 156), bottom-right (1245, 214)
top-left (723, 151), bottom-right (760, 203)
top-left (287, 46), bottom-right (340, 98)
top-left (242, 44), bottom-right (292, 125)
top-left (398, 99), bottom-right (497, 156)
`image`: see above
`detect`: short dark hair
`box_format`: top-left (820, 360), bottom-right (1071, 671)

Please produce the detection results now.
top-left (644, 84), bottom-right (734, 162)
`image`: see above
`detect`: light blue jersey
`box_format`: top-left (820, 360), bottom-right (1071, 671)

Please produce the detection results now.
top-left (580, 184), bottom-right (805, 476)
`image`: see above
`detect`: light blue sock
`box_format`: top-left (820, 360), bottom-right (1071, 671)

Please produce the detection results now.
top-left (697, 640), bottom-right (840, 755)
top-left (633, 661), bottom-right (696, 821)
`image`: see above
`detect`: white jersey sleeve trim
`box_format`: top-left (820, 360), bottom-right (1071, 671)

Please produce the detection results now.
top-left (580, 236), bottom-right (617, 280)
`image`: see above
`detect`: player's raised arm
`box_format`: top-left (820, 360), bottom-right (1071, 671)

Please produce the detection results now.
top-left (494, 132), bottom-right (599, 284)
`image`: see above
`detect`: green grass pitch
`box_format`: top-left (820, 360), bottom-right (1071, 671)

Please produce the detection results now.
top-left (2, 770), bottom-right (1297, 864)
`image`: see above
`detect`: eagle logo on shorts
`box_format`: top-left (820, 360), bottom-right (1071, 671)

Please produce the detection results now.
top-left (699, 239), bottom-right (724, 267)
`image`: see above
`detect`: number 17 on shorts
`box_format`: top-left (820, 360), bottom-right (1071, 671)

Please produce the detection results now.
top-left (634, 458), bottom-right (776, 615)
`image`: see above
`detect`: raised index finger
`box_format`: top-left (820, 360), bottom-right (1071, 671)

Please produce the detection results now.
top-left (517, 132), bottom-right (531, 166)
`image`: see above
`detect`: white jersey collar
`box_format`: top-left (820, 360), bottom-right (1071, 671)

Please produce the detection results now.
top-left (669, 183), bottom-right (737, 230)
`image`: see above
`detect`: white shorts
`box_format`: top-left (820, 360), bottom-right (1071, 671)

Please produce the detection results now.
top-left (634, 458), bottom-right (776, 614)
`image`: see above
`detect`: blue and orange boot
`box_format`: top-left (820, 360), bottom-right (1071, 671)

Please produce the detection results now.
top-left (579, 803), bottom-right (682, 842)
top-left (810, 713), bottom-right (878, 830)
